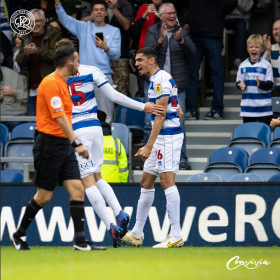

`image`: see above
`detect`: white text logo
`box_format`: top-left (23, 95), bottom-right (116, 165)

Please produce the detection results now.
top-left (226, 256), bottom-right (271, 270)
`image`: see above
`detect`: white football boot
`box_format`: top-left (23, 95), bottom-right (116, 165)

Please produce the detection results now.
top-left (121, 231), bottom-right (143, 247)
top-left (153, 235), bottom-right (184, 248)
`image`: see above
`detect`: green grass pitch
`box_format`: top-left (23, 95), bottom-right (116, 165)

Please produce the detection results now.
top-left (1, 246), bottom-right (279, 280)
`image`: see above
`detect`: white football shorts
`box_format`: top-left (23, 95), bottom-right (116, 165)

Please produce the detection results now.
top-left (143, 133), bottom-right (183, 176)
top-left (74, 125), bottom-right (104, 178)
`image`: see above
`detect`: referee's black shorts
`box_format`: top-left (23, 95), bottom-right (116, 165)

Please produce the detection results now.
top-left (33, 132), bottom-right (81, 191)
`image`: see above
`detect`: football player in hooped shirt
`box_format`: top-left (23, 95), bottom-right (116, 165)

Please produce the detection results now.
top-left (55, 39), bottom-right (164, 248)
top-left (122, 47), bottom-right (184, 248)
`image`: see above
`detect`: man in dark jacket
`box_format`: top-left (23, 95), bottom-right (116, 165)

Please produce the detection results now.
top-left (184, 0), bottom-right (224, 120)
top-left (144, 2), bottom-right (196, 170)
top-left (16, 9), bottom-right (62, 116)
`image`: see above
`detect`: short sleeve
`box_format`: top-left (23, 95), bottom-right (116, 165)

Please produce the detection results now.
top-left (153, 74), bottom-right (172, 99)
top-left (43, 81), bottom-right (66, 119)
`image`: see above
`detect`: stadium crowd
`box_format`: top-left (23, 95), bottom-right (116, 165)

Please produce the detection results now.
top-left (1, 0), bottom-right (280, 173)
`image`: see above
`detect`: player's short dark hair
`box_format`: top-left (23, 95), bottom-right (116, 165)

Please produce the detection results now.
top-left (53, 46), bottom-right (76, 68)
top-left (136, 47), bottom-right (158, 64)
top-left (91, 0), bottom-right (107, 10)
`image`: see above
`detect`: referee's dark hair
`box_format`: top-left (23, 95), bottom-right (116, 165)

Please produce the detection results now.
top-left (136, 47), bottom-right (158, 64)
top-left (91, 0), bottom-right (108, 10)
top-left (53, 46), bottom-right (76, 68)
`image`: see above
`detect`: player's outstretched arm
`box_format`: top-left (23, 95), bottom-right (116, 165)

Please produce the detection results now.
top-left (98, 82), bottom-right (164, 114)
top-left (135, 96), bottom-right (168, 161)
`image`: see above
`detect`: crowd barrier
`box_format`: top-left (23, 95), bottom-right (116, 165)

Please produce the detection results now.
top-left (1, 183), bottom-right (280, 247)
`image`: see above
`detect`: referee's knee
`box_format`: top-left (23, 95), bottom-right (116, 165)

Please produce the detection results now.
top-left (67, 180), bottom-right (85, 201)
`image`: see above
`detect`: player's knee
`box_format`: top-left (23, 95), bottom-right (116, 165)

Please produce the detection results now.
top-left (160, 178), bottom-right (169, 189)
top-left (140, 177), bottom-right (148, 189)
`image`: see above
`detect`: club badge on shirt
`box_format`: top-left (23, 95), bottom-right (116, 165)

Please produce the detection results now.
top-left (155, 84), bottom-right (161, 93)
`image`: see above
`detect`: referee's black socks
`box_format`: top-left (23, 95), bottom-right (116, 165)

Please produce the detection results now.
top-left (14, 198), bottom-right (42, 238)
top-left (70, 201), bottom-right (86, 245)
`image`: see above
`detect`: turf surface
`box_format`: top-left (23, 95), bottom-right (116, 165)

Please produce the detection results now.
top-left (1, 246), bottom-right (279, 280)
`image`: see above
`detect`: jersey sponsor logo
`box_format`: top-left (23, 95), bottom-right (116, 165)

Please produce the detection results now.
top-left (79, 160), bottom-right (95, 170)
top-left (155, 84), bottom-right (161, 93)
top-left (54, 109), bottom-right (63, 113)
top-left (50, 96), bottom-right (62, 109)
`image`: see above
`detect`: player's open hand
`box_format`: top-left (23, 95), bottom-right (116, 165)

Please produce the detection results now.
top-left (135, 146), bottom-right (152, 161)
top-left (237, 79), bottom-right (246, 91)
top-left (144, 102), bottom-right (164, 115)
top-left (75, 145), bottom-right (89, 159)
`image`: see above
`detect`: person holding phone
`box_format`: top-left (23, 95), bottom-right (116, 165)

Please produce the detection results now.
top-left (55, 0), bottom-right (121, 122)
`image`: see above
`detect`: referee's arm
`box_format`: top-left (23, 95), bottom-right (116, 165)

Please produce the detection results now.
top-left (56, 116), bottom-right (89, 159)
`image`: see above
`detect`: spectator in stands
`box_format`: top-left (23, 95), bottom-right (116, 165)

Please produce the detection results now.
top-left (127, 0), bottom-right (143, 17)
top-left (12, 34), bottom-right (28, 76)
top-left (0, 0), bottom-right (12, 43)
top-left (55, 0), bottom-right (121, 123)
top-left (0, 31), bottom-right (13, 69)
top-left (81, 0), bottom-right (134, 96)
top-left (237, 34), bottom-right (273, 126)
top-left (0, 66), bottom-right (28, 131)
top-left (144, 3), bottom-right (195, 170)
top-left (263, 20), bottom-right (280, 96)
top-left (28, 0), bottom-right (58, 23)
top-left (224, 0), bottom-right (255, 70)
top-left (131, 0), bottom-right (164, 98)
top-left (184, 0), bottom-right (224, 121)
top-left (12, 35), bottom-right (22, 74)
top-left (16, 9), bottom-right (61, 116)
top-left (98, 110), bottom-right (129, 183)
top-left (131, 0), bottom-right (163, 50)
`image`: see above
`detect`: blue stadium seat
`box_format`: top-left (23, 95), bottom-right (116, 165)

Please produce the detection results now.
top-left (228, 122), bottom-right (271, 156)
top-left (271, 97), bottom-right (280, 117)
top-left (111, 123), bottom-right (132, 182)
top-left (1, 123), bottom-right (9, 155)
top-left (227, 173), bottom-right (265, 182)
top-left (1, 170), bottom-right (24, 182)
top-left (269, 127), bottom-right (280, 148)
top-left (11, 123), bottom-right (36, 140)
top-left (4, 123), bottom-right (36, 170)
top-left (204, 147), bottom-right (249, 181)
top-left (268, 173), bottom-right (280, 182)
top-left (245, 148), bottom-right (280, 181)
top-left (186, 173), bottom-right (223, 182)
top-left (4, 142), bottom-right (34, 171)
top-left (115, 98), bottom-right (145, 143)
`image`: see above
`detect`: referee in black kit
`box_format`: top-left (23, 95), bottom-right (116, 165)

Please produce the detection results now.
top-left (11, 44), bottom-right (106, 251)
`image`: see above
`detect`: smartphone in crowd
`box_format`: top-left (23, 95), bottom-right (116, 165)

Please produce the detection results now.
top-left (95, 32), bottom-right (104, 40)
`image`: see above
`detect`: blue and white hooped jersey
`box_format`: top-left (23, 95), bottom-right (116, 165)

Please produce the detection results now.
top-left (67, 64), bottom-right (108, 130)
top-left (237, 57), bottom-right (274, 117)
top-left (148, 69), bottom-right (183, 135)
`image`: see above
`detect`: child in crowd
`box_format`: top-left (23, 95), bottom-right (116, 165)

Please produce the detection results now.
top-left (237, 34), bottom-right (274, 125)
